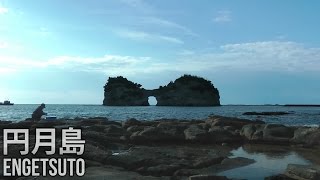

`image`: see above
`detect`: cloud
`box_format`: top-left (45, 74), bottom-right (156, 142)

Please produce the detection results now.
top-left (116, 29), bottom-right (184, 44)
top-left (1, 41), bottom-right (319, 76)
top-left (0, 42), bottom-right (8, 48)
top-left (177, 41), bottom-right (320, 72)
top-left (0, 54), bottom-right (152, 76)
top-left (47, 54), bottom-right (150, 66)
top-left (141, 17), bottom-right (198, 37)
top-left (120, 0), bottom-right (154, 14)
top-left (0, 56), bottom-right (46, 69)
top-left (38, 27), bottom-right (52, 37)
top-left (51, 41), bottom-right (320, 74)
top-left (178, 50), bottom-right (195, 56)
top-left (0, 67), bottom-right (16, 74)
top-left (0, 6), bottom-right (8, 14)
top-left (213, 10), bottom-right (232, 23)
top-left (47, 55), bottom-right (156, 76)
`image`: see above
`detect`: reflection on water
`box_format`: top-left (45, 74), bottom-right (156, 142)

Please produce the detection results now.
top-left (219, 145), bottom-right (311, 180)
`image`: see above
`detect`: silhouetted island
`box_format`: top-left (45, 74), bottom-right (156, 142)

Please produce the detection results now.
top-left (284, 104), bottom-right (320, 107)
top-left (0, 100), bottom-right (14, 105)
top-left (103, 75), bottom-right (220, 106)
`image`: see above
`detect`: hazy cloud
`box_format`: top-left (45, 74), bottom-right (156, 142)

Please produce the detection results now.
top-left (182, 41), bottom-right (320, 72)
top-left (39, 27), bottom-right (52, 37)
top-left (120, 0), bottom-right (154, 14)
top-left (1, 41), bottom-right (319, 76)
top-left (213, 10), bottom-right (232, 23)
top-left (0, 67), bottom-right (16, 74)
top-left (0, 41), bottom-right (8, 48)
top-left (178, 50), bottom-right (195, 56)
top-left (141, 17), bottom-right (198, 37)
top-left (0, 6), bottom-right (8, 14)
top-left (59, 41), bottom-right (320, 74)
top-left (116, 29), bottom-right (184, 44)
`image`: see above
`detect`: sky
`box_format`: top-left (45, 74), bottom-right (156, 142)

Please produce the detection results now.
top-left (0, 0), bottom-right (320, 105)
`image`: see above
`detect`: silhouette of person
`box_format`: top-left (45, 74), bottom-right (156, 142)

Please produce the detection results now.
top-left (32, 103), bottom-right (47, 121)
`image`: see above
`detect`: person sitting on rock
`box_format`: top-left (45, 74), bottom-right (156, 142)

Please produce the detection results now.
top-left (32, 103), bottom-right (47, 121)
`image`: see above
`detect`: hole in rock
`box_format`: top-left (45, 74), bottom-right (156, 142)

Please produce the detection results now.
top-left (148, 96), bottom-right (157, 106)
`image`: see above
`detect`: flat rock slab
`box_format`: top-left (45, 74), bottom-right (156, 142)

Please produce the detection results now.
top-left (189, 175), bottom-right (230, 180)
top-left (16, 166), bottom-right (170, 180)
top-left (285, 164), bottom-right (320, 180)
top-left (106, 145), bottom-right (233, 176)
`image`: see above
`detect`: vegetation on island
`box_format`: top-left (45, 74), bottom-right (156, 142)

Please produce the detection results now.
top-left (103, 74), bottom-right (220, 106)
top-left (103, 76), bottom-right (147, 105)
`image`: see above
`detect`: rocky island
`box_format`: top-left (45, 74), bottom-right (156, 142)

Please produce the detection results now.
top-left (103, 75), bottom-right (220, 106)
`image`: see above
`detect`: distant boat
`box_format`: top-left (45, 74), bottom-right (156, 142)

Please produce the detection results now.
top-left (0, 100), bottom-right (14, 105)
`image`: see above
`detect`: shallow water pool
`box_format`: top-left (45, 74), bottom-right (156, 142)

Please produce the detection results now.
top-left (218, 145), bottom-right (311, 179)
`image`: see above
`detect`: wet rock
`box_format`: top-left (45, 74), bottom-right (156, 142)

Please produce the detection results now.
top-left (207, 115), bottom-right (264, 130)
top-left (174, 169), bottom-right (198, 176)
top-left (199, 122), bottom-right (211, 130)
top-left (184, 125), bottom-right (208, 142)
top-left (208, 127), bottom-right (243, 143)
top-left (157, 121), bottom-right (190, 130)
top-left (264, 174), bottom-right (296, 180)
top-left (192, 156), bottom-right (224, 168)
top-left (123, 118), bottom-right (141, 128)
top-left (2, 116), bottom-right (319, 179)
top-left (106, 146), bottom-right (229, 176)
top-left (16, 166), bottom-right (170, 180)
top-left (77, 118), bottom-right (110, 126)
top-left (104, 124), bottom-right (126, 136)
top-left (127, 125), bottom-right (145, 133)
top-left (130, 125), bottom-right (185, 143)
top-left (83, 131), bottom-right (123, 145)
top-left (85, 124), bottom-right (108, 132)
top-left (263, 124), bottom-right (294, 142)
top-left (285, 164), bottom-right (320, 180)
top-left (291, 127), bottom-right (320, 146)
top-left (144, 164), bottom-right (182, 176)
top-left (240, 124), bottom-right (264, 140)
top-left (241, 124), bottom-right (294, 143)
top-left (82, 143), bottom-right (112, 163)
top-left (0, 120), bottom-right (12, 125)
top-left (189, 175), bottom-right (230, 180)
top-left (1, 120), bottom-right (36, 129)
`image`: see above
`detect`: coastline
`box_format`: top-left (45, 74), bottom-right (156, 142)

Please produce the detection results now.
top-left (1, 105), bottom-right (320, 127)
top-left (0, 115), bottom-right (319, 179)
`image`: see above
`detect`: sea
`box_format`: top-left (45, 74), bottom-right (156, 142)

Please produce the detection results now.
top-left (0, 104), bottom-right (319, 126)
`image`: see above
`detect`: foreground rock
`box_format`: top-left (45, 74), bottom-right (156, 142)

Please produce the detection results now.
top-left (241, 124), bottom-right (295, 144)
top-left (268, 164), bottom-right (320, 180)
top-left (189, 175), bottom-right (230, 180)
top-left (0, 115), bottom-right (319, 179)
top-left (291, 127), bottom-right (320, 147)
top-left (285, 164), bottom-right (320, 180)
top-left (16, 166), bottom-right (170, 180)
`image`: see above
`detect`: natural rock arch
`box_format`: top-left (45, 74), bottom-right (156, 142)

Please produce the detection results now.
top-left (148, 96), bottom-right (157, 105)
top-left (103, 75), bottom-right (220, 106)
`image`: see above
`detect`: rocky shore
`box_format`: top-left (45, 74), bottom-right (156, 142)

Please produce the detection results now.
top-left (0, 116), bottom-right (319, 179)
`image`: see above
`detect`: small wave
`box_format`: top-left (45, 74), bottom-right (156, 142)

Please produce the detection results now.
top-left (302, 124), bottom-right (319, 128)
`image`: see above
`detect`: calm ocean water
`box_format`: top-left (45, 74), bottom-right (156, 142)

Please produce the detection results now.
top-left (0, 104), bottom-right (319, 126)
